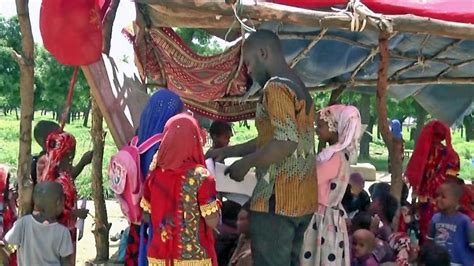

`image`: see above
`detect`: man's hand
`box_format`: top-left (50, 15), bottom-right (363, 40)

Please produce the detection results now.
top-left (225, 157), bottom-right (251, 182)
top-left (205, 147), bottom-right (227, 163)
top-left (72, 208), bottom-right (89, 219)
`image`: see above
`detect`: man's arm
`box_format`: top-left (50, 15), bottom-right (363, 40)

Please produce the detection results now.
top-left (206, 139), bottom-right (256, 162)
top-left (72, 151), bottom-right (93, 179)
top-left (244, 139), bottom-right (296, 169)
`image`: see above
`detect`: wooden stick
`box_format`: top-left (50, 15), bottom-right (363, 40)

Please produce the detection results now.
top-left (139, 1), bottom-right (474, 39)
top-left (350, 47), bottom-right (379, 80)
top-left (290, 28), bottom-right (328, 68)
top-left (437, 58), bottom-right (474, 77)
top-left (391, 39), bottom-right (463, 80)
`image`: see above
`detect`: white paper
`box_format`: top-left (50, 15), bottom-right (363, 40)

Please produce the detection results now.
top-left (205, 158), bottom-right (257, 198)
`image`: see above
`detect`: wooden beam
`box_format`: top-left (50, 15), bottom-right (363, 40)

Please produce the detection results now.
top-left (139, 1), bottom-right (474, 39)
top-left (437, 58), bottom-right (474, 77)
top-left (350, 47), bottom-right (379, 80)
top-left (290, 28), bottom-right (328, 68)
top-left (307, 77), bottom-right (474, 91)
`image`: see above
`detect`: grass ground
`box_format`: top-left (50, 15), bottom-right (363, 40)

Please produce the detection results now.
top-left (0, 113), bottom-right (472, 199)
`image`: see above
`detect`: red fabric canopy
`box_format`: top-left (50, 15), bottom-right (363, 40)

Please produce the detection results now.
top-left (40, 0), bottom-right (110, 66)
top-left (272, 0), bottom-right (474, 24)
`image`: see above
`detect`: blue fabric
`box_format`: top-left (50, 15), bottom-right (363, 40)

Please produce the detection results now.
top-left (257, 22), bottom-right (474, 126)
top-left (138, 223), bottom-right (148, 266)
top-left (137, 89), bottom-right (183, 178)
top-left (390, 119), bottom-right (403, 140)
top-left (429, 212), bottom-right (474, 266)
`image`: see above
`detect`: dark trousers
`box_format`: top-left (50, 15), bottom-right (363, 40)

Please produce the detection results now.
top-left (250, 211), bottom-right (311, 266)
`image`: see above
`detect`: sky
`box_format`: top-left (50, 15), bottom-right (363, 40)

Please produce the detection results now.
top-left (0, 0), bottom-right (136, 60)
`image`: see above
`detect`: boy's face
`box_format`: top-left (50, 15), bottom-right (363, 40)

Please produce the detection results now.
top-left (435, 184), bottom-right (458, 212)
top-left (352, 233), bottom-right (373, 258)
top-left (212, 131), bottom-right (232, 149)
top-left (350, 182), bottom-right (363, 196)
top-left (236, 209), bottom-right (249, 235)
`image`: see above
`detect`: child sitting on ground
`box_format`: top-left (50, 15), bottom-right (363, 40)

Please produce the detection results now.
top-left (1, 182), bottom-right (73, 265)
top-left (352, 229), bottom-right (379, 266)
top-left (343, 173), bottom-right (371, 218)
top-left (229, 203), bottom-right (252, 266)
top-left (369, 192), bottom-right (399, 263)
top-left (428, 180), bottom-right (474, 265)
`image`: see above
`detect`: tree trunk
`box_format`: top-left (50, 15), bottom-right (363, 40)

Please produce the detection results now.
top-left (102, 0), bottom-right (121, 55)
top-left (83, 100), bottom-right (91, 127)
top-left (14, 108), bottom-right (19, 120)
top-left (90, 98), bottom-right (109, 262)
top-left (464, 114), bottom-right (473, 142)
top-left (377, 32), bottom-right (403, 202)
top-left (413, 101), bottom-right (427, 141)
top-left (14, 0), bottom-right (35, 216)
top-left (359, 94), bottom-right (371, 158)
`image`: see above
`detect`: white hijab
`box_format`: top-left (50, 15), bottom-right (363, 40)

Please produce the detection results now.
top-left (317, 104), bottom-right (362, 164)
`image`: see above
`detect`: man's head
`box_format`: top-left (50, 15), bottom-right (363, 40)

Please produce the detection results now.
top-left (34, 120), bottom-right (60, 150)
top-left (33, 181), bottom-right (64, 217)
top-left (209, 121), bottom-right (233, 149)
top-left (435, 180), bottom-right (463, 213)
top-left (352, 229), bottom-right (376, 258)
top-left (242, 30), bottom-right (286, 87)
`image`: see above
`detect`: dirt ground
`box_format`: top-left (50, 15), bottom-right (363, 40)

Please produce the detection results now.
top-left (76, 200), bottom-right (127, 266)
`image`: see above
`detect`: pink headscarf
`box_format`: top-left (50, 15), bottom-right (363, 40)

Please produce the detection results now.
top-left (317, 104), bottom-right (362, 163)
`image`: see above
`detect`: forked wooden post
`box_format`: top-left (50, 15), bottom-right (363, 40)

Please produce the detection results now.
top-left (376, 31), bottom-right (404, 201)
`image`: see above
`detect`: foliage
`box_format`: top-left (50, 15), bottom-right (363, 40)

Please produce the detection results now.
top-left (0, 16), bottom-right (21, 108)
top-left (175, 28), bottom-right (224, 56)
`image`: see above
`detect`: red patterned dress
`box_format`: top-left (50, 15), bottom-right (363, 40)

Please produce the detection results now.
top-left (141, 163), bottom-right (219, 266)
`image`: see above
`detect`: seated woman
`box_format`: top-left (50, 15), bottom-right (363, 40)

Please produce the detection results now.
top-left (141, 113), bottom-right (220, 266)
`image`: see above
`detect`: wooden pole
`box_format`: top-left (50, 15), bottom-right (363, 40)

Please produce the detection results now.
top-left (89, 0), bottom-right (121, 262)
top-left (139, 1), bottom-right (474, 40)
top-left (376, 32), bottom-right (403, 201)
top-left (14, 0), bottom-right (35, 216)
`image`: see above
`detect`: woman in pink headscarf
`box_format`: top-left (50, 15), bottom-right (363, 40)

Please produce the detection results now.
top-left (301, 105), bottom-right (362, 266)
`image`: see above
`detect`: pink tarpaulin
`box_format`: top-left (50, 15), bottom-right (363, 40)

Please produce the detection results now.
top-left (272, 0), bottom-right (474, 24)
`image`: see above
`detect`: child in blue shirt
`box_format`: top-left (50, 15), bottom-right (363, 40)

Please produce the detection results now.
top-left (428, 179), bottom-right (474, 266)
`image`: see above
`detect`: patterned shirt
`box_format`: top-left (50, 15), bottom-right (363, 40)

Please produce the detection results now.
top-left (251, 78), bottom-right (317, 217)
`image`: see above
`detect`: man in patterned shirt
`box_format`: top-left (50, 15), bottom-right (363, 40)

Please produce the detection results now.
top-left (207, 30), bottom-right (317, 266)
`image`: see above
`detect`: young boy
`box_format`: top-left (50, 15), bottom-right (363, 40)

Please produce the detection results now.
top-left (229, 203), bottom-right (252, 266)
top-left (343, 173), bottom-right (371, 218)
top-left (417, 242), bottom-right (450, 266)
top-left (1, 182), bottom-right (73, 265)
top-left (428, 180), bottom-right (474, 266)
top-left (209, 120), bottom-right (233, 150)
top-left (351, 229), bottom-right (379, 266)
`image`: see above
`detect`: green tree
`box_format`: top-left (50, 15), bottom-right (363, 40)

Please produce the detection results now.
top-left (0, 16), bottom-right (22, 116)
top-left (175, 28), bottom-right (224, 56)
top-left (35, 46), bottom-right (90, 121)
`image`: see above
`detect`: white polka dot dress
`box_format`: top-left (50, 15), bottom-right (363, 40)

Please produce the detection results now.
top-left (301, 151), bottom-right (351, 266)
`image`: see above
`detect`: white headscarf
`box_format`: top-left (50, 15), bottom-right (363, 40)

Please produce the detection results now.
top-left (317, 104), bottom-right (362, 164)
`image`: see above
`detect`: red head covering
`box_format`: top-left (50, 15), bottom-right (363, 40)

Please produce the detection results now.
top-left (40, 131), bottom-right (76, 182)
top-left (405, 120), bottom-right (459, 195)
top-left (156, 113), bottom-right (205, 171)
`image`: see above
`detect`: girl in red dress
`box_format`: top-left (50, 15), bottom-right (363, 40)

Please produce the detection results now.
top-left (141, 113), bottom-right (220, 266)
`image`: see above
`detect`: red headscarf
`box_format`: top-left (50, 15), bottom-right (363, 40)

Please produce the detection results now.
top-left (405, 120), bottom-right (459, 195)
top-left (40, 131), bottom-right (76, 182)
top-left (156, 113), bottom-right (205, 171)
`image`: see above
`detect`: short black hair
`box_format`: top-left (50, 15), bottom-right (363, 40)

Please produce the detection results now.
top-left (351, 211), bottom-right (372, 232)
top-left (221, 199), bottom-right (241, 227)
top-left (33, 181), bottom-right (63, 212)
top-left (209, 121), bottom-right (232, 137)
top-left (377, 192), bottom-right (399, 223)
top-left (34, 120), bottom-right (60, 148)
top-left (369, 182), bottom-right (391, 201)
top-left (442, 179), bottom-right (464, 202)
top-left (418, 242), bottom-right (450, 266)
